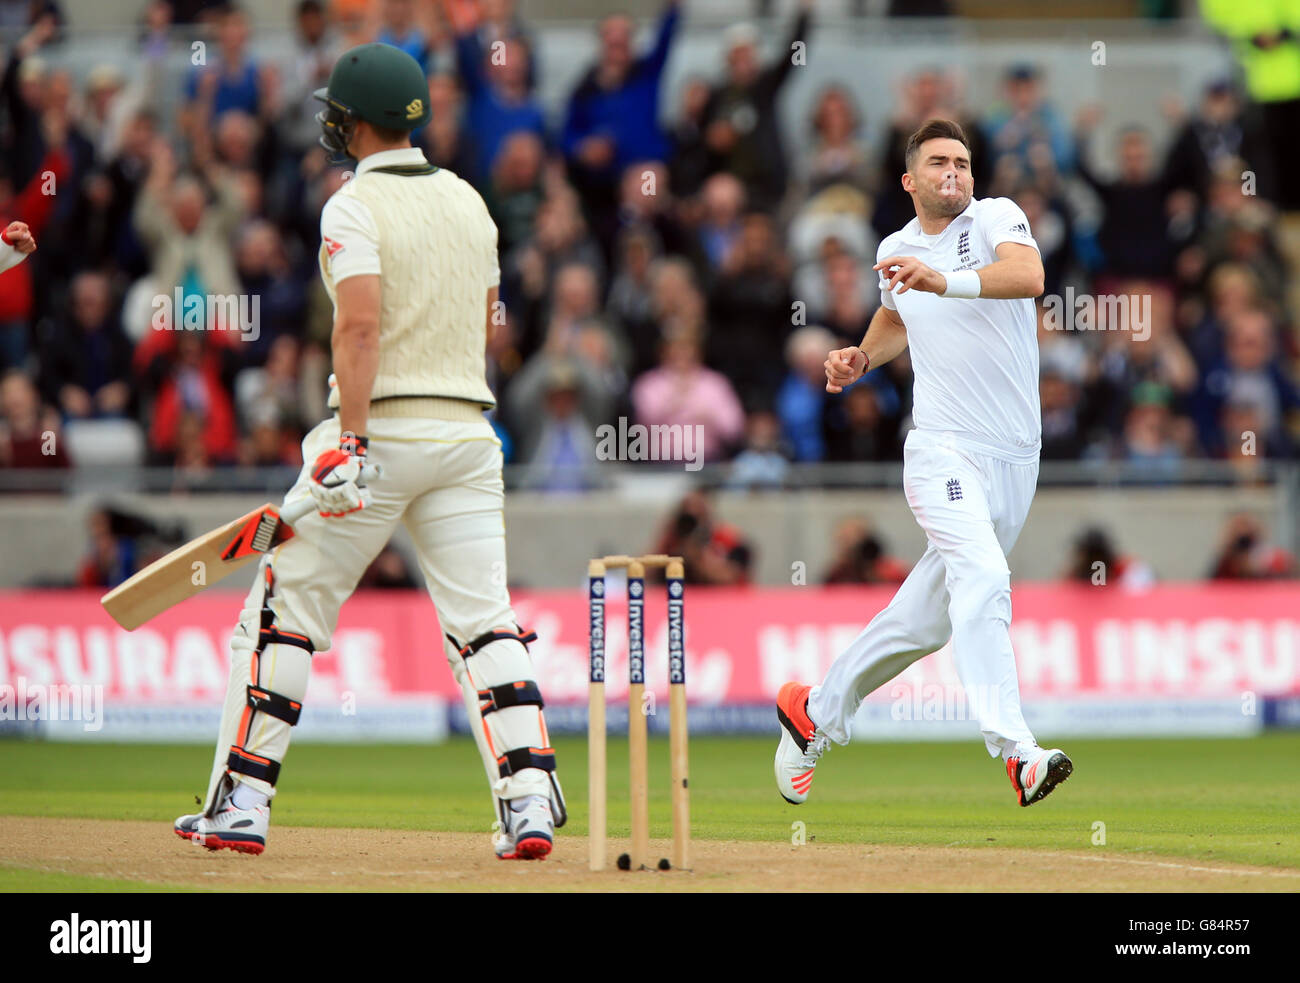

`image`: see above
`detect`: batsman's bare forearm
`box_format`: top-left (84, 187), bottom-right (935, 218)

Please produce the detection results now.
top-left (332, 273), bottom-right (382, 437)
top-left (332, 316), bottom-right (379, 437)
top-left (860, 304), bottom-right (909, 369)
top-left (971, 242), bottom-right (1045, 299)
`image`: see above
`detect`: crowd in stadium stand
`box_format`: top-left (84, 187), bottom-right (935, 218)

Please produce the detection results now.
top-left (1, 0), bottom-right (1299, 498)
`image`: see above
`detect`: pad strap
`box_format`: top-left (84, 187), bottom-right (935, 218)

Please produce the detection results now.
top-left (452, 627), bottom-right (538, 658)
top-left (247, 685), bottom-right (302, 725)
top-left (496, 746), bottom-right (556, 778)
top-left (478, 680), bottom-right (545, 716)
top-left (227, 747), bottom-right (281, 785)
top-left (258, 624), bottom-right (314, 653)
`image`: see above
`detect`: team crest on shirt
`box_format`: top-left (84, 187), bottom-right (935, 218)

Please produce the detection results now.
top-left (323, 236), bottom-right (345, 257)
top-left (946, 478), bottom-right (963, 502)
top-left (954, 230), bottom-right (979, 270)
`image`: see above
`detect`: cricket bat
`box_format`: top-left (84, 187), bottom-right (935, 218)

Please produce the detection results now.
top-left (99, 497), bottom-right (315, 631)
top-left (100, 466), bottom-right (379, 630)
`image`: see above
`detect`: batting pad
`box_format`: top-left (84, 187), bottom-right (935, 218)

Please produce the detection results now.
top-left (203, 568), bottom-right (314, 813)
top-left (446, 633), bottom-right (561, 816)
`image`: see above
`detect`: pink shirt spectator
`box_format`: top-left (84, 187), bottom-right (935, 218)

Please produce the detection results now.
top-left (631, 364), bottom-right (746, 463)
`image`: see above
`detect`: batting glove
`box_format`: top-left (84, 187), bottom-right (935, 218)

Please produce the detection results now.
top-left (309, 433), bottom-right (372, 517)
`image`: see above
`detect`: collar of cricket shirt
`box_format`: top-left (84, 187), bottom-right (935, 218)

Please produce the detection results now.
top-left (895, 197), bottom-right (977, 249)
top-left (355, 147), bottom-right (430, 177)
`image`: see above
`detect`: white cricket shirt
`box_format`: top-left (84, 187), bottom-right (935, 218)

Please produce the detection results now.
top-left (878, 196), bottom-right (1041, 463)
top-left (318, 147), bottom-right (502, 408)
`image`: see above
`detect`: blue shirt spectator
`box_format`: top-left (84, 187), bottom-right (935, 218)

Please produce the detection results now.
top-left (983, 65), bottom-right (1075, 175)
top-left (777, 327), bottom-right (837, 462)
top-left (185, 5), bottom-right (264, 118)
top-left (777, 371), bottom-right (825, 461)
top-left (377, 26), bottom-right (431, 75)
top-left (561, 1), bottom-right (681, 181)
top-left (186, 60), bottom-right (262, 117)
top-left (454, 30), bottom-right (546, 183)
top-left (1191, 309), bottom-right (1300, 457)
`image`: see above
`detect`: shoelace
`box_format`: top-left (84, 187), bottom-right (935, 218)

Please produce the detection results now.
top-left (801, 731), bottom-right (830, 767)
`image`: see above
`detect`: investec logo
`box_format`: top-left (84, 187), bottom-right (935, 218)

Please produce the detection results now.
top-left (49, 913), bottom-right (151, 963)
top-left (628, 578), bottom-right (645, 684)
top-left (589, 577), bottom-right (605, 683)
top-left (666, 580), bottom-right (685, 685)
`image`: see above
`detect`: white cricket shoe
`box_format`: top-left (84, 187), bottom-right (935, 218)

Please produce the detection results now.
top-left (1006, 745), bottom-right (1073, 807)
top-left (192, 799), bottom-right (271, 854)
top-left (774, 681), bottom-right (831, 804)
top-left (495, 794), bottom-right (554, 860)
top-left (173, 809), bottom-right (202, 842)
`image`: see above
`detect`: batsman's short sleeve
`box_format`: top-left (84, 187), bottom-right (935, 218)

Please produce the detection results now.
top-left (320, 193), bottom-right (382, 283)
top-left (981, 197), bottom-right (1040, 255)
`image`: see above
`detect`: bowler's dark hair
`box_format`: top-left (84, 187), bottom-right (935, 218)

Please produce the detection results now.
top-left (904, 119), bottom-right (970, 172)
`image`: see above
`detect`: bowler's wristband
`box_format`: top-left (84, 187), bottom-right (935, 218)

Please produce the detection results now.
top-left (942, 270), bottom-right (981, 299)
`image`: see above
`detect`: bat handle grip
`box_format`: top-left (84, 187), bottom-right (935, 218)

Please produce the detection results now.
top-left (278, 463), bottom-right (383, 525)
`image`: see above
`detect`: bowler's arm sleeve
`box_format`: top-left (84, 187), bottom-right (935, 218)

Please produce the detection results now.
top-left (875, 241), bottom-right (898, 311)
top-left (982, 198), bottom-right (1040, 255)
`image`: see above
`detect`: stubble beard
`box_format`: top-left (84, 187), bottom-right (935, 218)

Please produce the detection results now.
top-left (924, 183), bottom-right (971, 218)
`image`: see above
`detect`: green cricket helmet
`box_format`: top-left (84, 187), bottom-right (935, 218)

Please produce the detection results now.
top-left (314, 43), bottom-right (432, 159)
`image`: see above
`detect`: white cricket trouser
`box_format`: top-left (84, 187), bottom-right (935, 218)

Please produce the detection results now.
top-left (808, 428), bottom-right (1039, 757)
top-left (270, 415), bottom-right (515, 649)
top-left (203, 411), bottom-right (557, 815)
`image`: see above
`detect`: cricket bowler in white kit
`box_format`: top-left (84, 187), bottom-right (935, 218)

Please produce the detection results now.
top-left (774, 120), bottom-right (1073, 809)
top-left (174, 44), bottom-right (565, 859)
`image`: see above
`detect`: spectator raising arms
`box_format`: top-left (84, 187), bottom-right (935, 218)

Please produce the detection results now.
top-left (699, 0), bottom-right (814, 211)
top-left (449, 0), bottom-right (544, 184)
top-left (0, 2), bottom-right (1297, 504)
top-left (561, 0), bottom-right (682, 229)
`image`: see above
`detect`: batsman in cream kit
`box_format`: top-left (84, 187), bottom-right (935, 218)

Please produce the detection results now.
top-left (174, 44), bottom-right (566, 860)
top-left (775, 120), bottom-right (1074, 810)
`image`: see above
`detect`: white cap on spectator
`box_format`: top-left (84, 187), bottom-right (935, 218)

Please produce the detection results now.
top-left (87, 64), bottom-right (125, 92)
top-left (724, 22), bottom-right (759, 51)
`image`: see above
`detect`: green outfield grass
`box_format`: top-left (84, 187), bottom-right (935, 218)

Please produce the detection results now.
top-left (2, 734), bottom-right (1298, 872)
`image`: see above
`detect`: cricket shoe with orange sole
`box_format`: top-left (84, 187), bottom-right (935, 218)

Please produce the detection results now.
top-left (189, 800), bottom-right (270, 854)
top-left (495, 795), bottom-right (554, 860)
top-left (1006, 745), bottom-right (1073, 806)
top-left (774, 681), bottom-right (831, 804)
